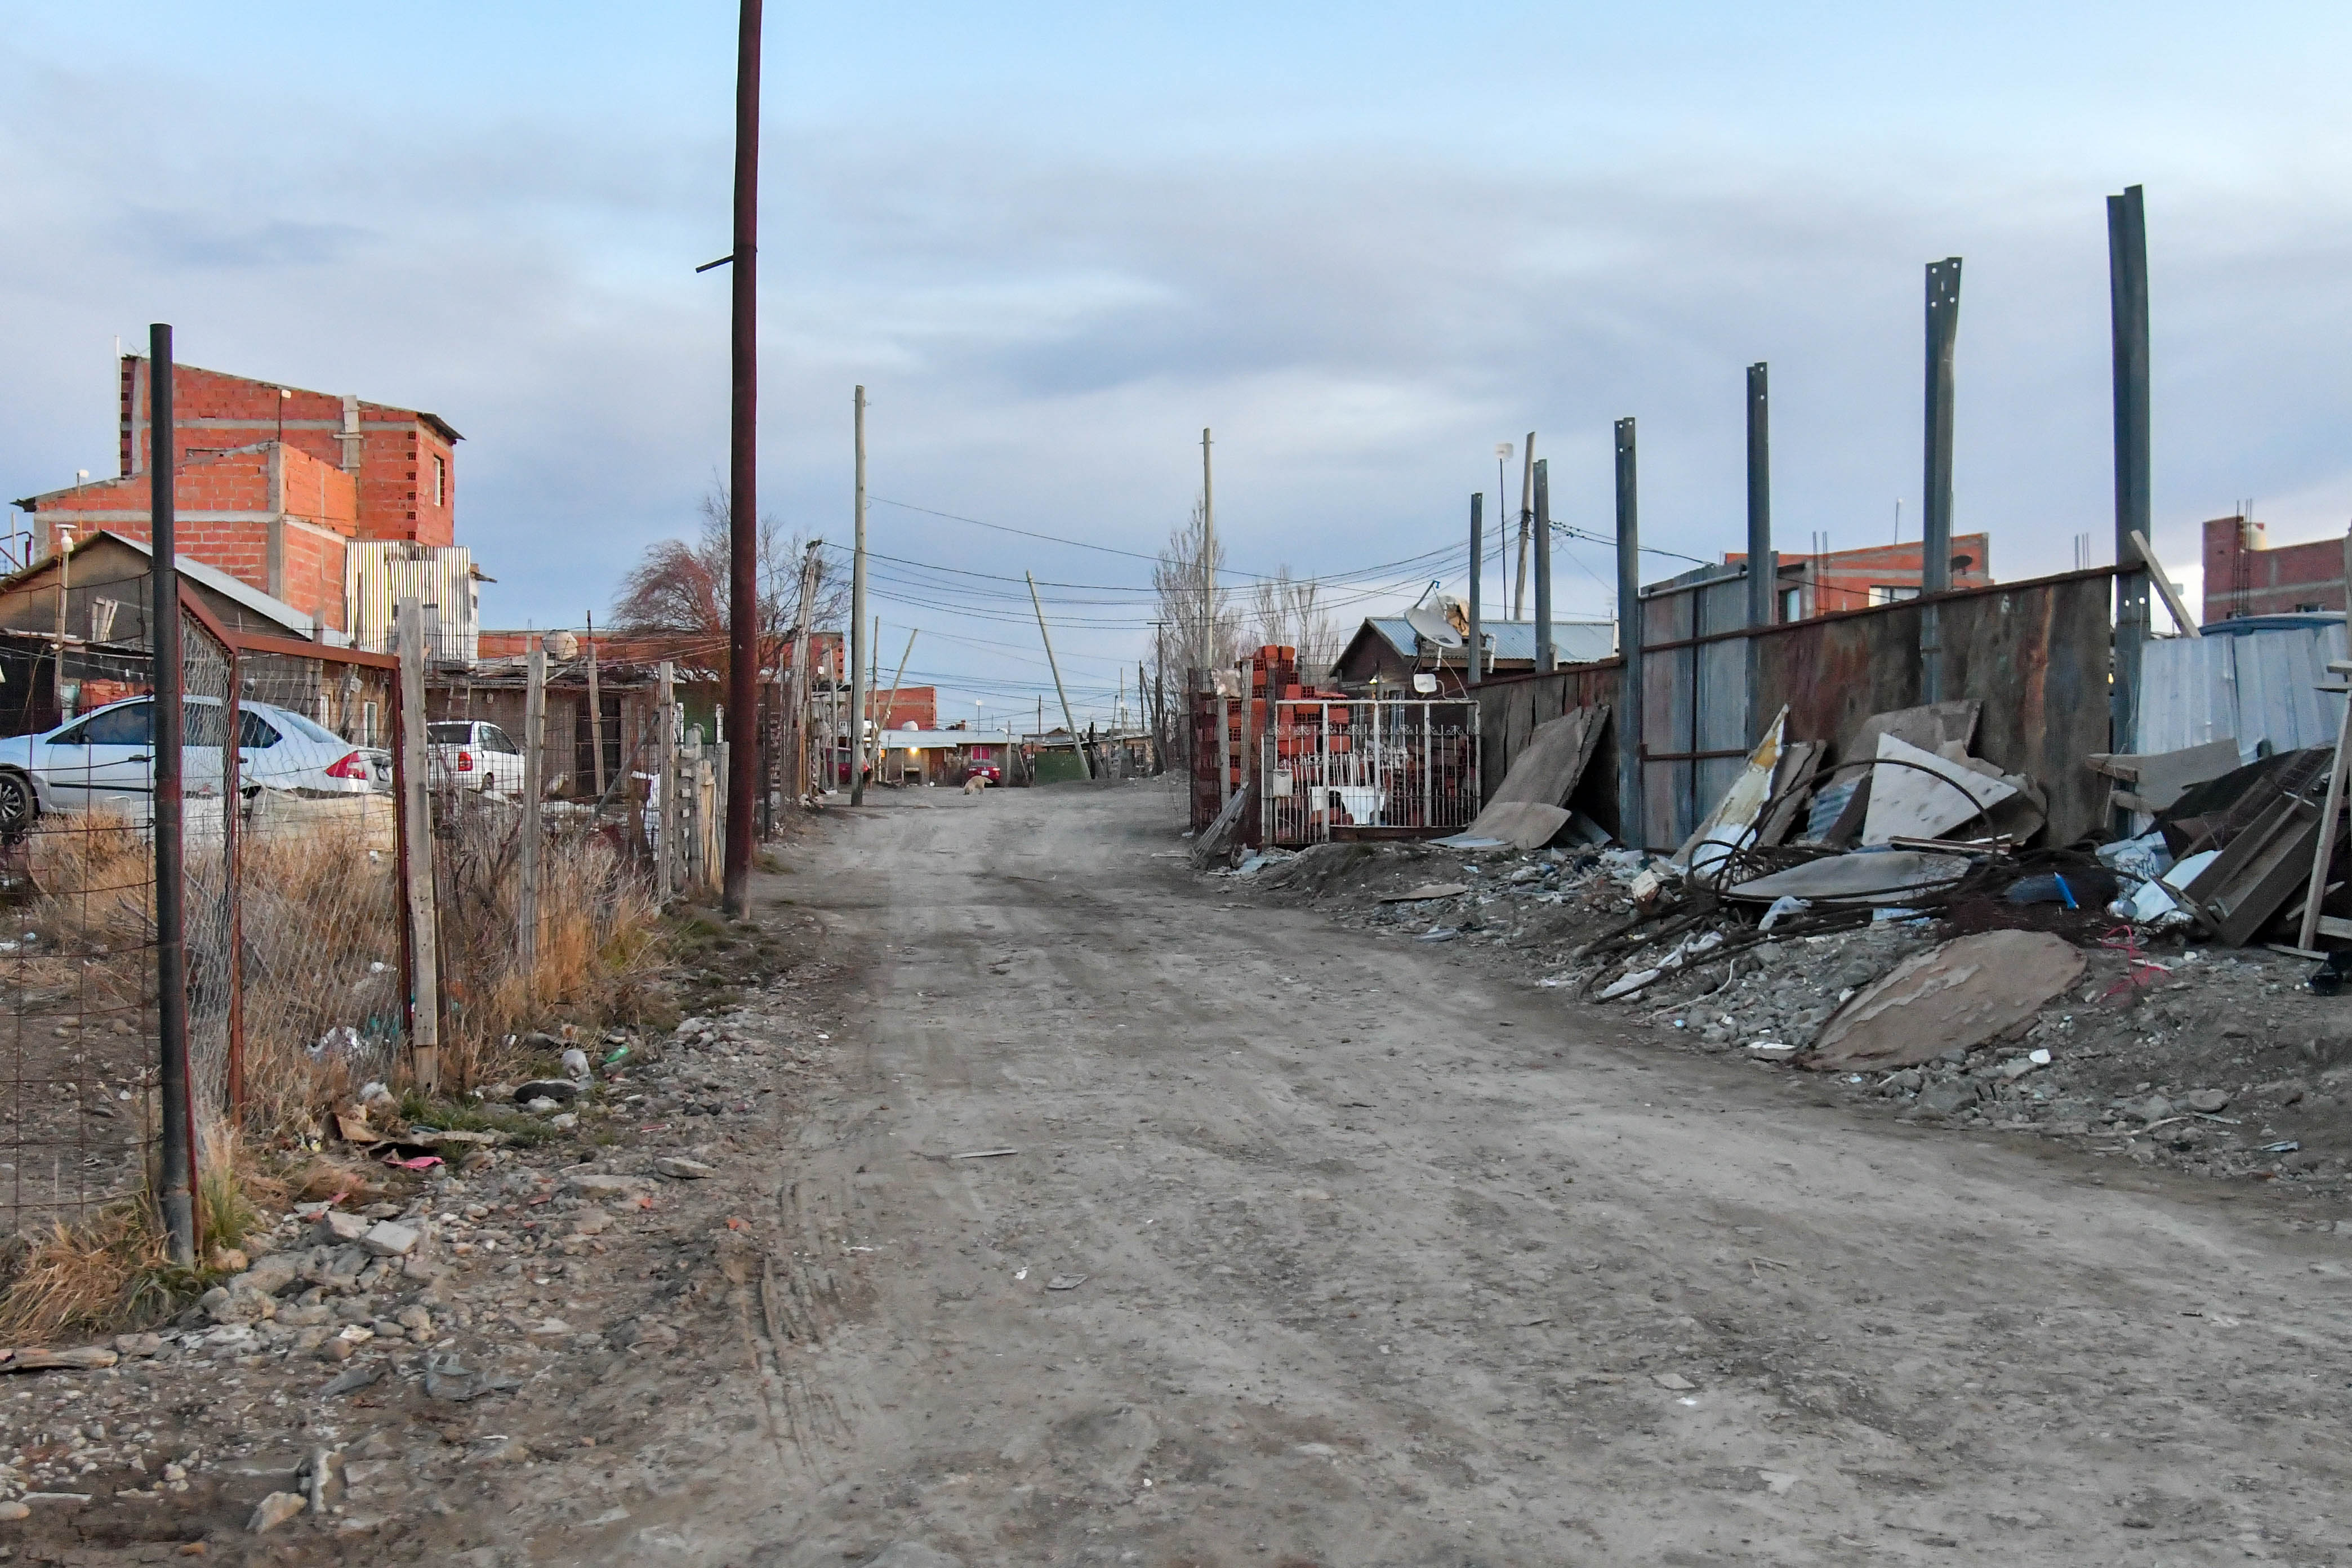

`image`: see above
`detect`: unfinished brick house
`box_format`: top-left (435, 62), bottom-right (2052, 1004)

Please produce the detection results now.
top-left (2203, 514), bottom-right (2349, 623)
top-left (11, 358), bottom-right (476, 649)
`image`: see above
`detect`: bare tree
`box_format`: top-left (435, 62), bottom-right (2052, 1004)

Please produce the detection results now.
top-left (613, 485), bottom-right (843, 675)
top-left (1151, 500), bottom-right (1242, 680)
top-left (1247, 566), bottom-right (1340, 684)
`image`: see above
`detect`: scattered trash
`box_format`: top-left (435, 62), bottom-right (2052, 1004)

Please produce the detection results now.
top-left (950, 1148), bottom-right (1019, 1160)
top-left (1747, 1042), bottom-right (1798, 1061)
top-left (2310, 951), bottom-right (2352, 996)
top-left (1045, 1273), bottom-right (1088, 1291)
top-left (1416, 927), bottom-right (1460, 943)
top-left (2261, 1141), bottom-right (2302, 1155)
top-left (1758, 895), bottom-right (1811, 930)
top-left (1726, 850), bottom-right (1969, 906)
top-left (1456, 707), bottom-right (1610, 849)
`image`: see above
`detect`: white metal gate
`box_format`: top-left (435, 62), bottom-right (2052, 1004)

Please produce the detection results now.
top-left (1260, 699), bottom-right (1480, 847)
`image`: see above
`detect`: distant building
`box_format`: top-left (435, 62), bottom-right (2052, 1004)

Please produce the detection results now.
top-left (1333, 616), bottom-right (1615, 694)
top-left (1723, 534), bottom-right (1992, 621)
top-left (2203, 514), bottom-right (2345, 623)
top-left (13, 357), bottom-right (480, 656)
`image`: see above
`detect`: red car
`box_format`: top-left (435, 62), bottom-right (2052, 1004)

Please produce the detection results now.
top-left (963, 761), bottom-right (1002, 786)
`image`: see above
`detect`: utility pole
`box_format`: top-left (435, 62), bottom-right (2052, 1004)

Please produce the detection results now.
top-left (52, 525), bottom-right (71, 723)
top-left (1200, 427), bottom-right (1215, 664)
top-left (657, 659), bottom-right (679, 899)
top-left (719, 0), bottom-right (763, 917)
top-left (1515, 432), bottom-right (1535, 620)
top-left (791, 541), bottom-right (818, 804)
top-left (883, 627), bottom-right (916, 742)
top-left (585, 610), bottom-right (605, 800)
top-left (1745, 363), bottom-right (1774, 741)
top-left (1028, 572), bottom-right (1089, 779)
top-left (1615, 419), bottom-right (1642, 849)
top-left (850, 386), bottom-right (870, 804)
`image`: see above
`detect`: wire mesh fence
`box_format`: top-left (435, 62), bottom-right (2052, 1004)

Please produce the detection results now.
top-left (232, 648), bottom-right (402, 1131)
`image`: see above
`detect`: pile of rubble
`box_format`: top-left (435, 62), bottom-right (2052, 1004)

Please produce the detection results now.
top-left (1219, 696), bottom-right (2352, 1198)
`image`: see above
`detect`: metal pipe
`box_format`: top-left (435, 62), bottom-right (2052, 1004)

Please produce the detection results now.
top-left (1745, 362), bottom-right (1774, 742)
top-left (722, 0), bottom-right (763, 913)
top-left (1533, 458), bottom-right (1554, 672)
top-left (1466, 492), bottom-right (1484, 687)
top-left (1921, 257), bottom-right (1962, 702)
top-left (149, 323), bottom-right (194, 1266)
top-left (1614, 419), bottom-right (1642, 850)
top-left (2109, 186), bottom-right (2151, 756)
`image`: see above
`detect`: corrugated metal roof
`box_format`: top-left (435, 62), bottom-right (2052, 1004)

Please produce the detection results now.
top-left (2139, 622), bottom-right (2349, 759)
top-left (1364, 617), bottom-right (1617, 666)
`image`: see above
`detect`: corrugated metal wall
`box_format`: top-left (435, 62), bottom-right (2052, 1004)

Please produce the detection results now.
top-left (2140, 623), bottom-right (2349, 760)
top-left (346, 542), bottom-right (479, 665)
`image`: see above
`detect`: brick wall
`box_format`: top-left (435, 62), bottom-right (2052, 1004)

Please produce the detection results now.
top-left (118, 358), bottom-right (454, 546)
top-left (2203, 515), bottom-right (2347, 622)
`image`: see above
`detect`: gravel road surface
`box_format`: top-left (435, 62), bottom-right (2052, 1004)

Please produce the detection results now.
top-left (676, 781), bottom-right (2352, 1567)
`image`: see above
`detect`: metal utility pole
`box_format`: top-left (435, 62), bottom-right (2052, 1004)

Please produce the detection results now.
top-left (147, 323), bottom-right (194, 1266)
top-left (1515, 433), bottom-right (1535, 620)
top-left (1467, 493), bottom-right (1484, 685)
top-left (1028, 572), bottom-right (1089, 778)
top-left (2109, 185), bottom-right (2151, 756)
top-left (1614, 418), bottom-right (1642, 850)
top-left (850, 386), bottom-right (870, 804)
top-left (719, 0), bottom-right (763, 916)
top-left (1745, 363), bottom-right (1775, 738)
top-left (1533, 458), bottom-right (1554, 672)
top-left (1920, 257), bottom-right (1962, 703)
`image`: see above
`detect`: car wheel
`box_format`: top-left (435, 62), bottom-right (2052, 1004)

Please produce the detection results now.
top-left (0, 771), bottom-right (37, 834)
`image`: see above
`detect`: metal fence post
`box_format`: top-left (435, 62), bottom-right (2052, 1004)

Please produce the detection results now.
top-left (1614, 418), bottom-right (1643, 849)
top-left (2109, 185), bottom-right (2151, 760)
top-left (1921, 257), bottom-right (1962, 703)
top-left (148, 323), bottom-right (195, 1266)
top-left (1745, 362), bottom-right (1774, 743)
top-left (518, 642), bottom-right (545, 969)
top-left (395, 599), bottom-right (442, 1092)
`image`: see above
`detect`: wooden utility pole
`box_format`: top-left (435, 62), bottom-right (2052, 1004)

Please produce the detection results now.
top-left (719, 0), bottom-right (763, 917)
top-left (518, 641), bottom-right (546, 969)
top-left (789, 541), bottom-right (818, 805)
top-left (1515, 431), bottom-right (1535, 620)
top-left (1200, 427), bottom-right (1215, 663)
top-left (394, 597), bottom-right (441, 1094)
top-left (657, 659), bottom-right (679, 899)
top-left (1028, 572), bottom-right (1089, 779)
top-left (586, 612), bottom-right (605, 800)
top-left (883, 626), bottom-right (916, 732)
top-left (850, 386), bottom-right (870, 805)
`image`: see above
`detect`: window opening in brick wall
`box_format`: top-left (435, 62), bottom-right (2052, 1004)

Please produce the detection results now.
top-left (433, 454), bottom-right (447, 507)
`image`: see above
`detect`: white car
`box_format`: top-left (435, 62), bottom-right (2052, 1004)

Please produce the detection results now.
top-left (425, 720), bottom-right (526, 796)
top-left (0, 696), bottom-right (390, 832)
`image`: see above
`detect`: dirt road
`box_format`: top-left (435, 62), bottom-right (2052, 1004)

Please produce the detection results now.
top-left (673, 781), bottom-right (2352, 1566)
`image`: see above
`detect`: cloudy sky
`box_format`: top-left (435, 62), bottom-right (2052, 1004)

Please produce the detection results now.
top-left (8, 1), bottom-right (2352, 726)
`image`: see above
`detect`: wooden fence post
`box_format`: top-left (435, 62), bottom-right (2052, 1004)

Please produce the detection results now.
top-left (657, 659), bottom-right (678, 901)
top-left (518, 641), bottom-right (545, 968)
top-left (395, 599), bottom-right (441, 1092)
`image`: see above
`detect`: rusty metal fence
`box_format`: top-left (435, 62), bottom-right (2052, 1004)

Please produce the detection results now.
top-left (1260, 699), bottom-right (1480, 847)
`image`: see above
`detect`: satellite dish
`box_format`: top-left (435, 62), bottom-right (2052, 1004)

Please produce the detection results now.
top-left (1404, 604), bottom-right (1464, 649)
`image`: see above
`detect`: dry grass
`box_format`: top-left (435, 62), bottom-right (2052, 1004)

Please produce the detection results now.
top-left (0, 1203), bottom-right (179, 1346)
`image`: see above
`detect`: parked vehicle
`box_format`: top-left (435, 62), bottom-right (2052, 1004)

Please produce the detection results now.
top-left (0, 696), bottom-right (390, 832)
top-left (963, 760), bottom-right (1002, 786)
top-left (425, 720), bottom-right (526, 796)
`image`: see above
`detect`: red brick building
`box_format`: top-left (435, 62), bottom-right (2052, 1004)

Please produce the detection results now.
top-left (11, 358), bottom-right (464, 638)
top-left (1724, 534), bottom-right (1992, 621)
top-left (2203, 515), bottom-right (2346, 624)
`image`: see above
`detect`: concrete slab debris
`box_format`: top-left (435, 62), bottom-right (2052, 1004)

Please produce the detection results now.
top-left (1673, 708), bottom-right (1786, 884)
top-left (1379, 883), bottom-right (1472, 903)
top-left (2088, 738), bottom-right (2243, 814)
top-left (1820, 700), bottom-right (1983, 844)
top-left (1860, 732), bottom-right (2018, 844)
top-left (1806, 930), bottom-right (2086, 1072)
